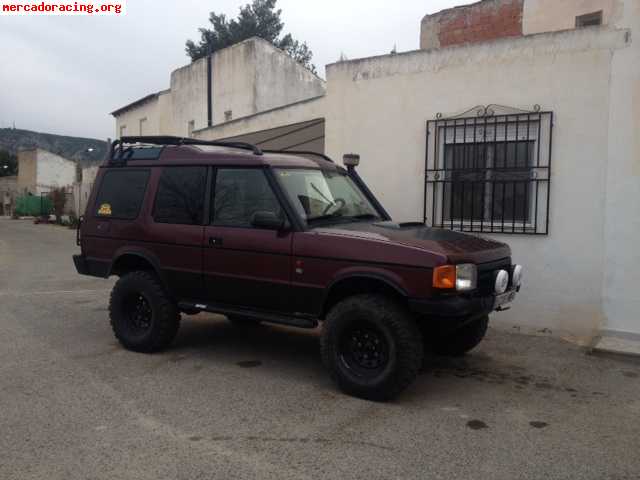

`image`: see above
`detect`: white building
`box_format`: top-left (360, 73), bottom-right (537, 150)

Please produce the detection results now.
top-left (111, 37), bottom-right (325, 139)
top-left (112, 0), bottom-right (640, 353)
top-left (17, 148), bottom-right (76, 195)
top-left (73, 165), bottom-right (99, 217)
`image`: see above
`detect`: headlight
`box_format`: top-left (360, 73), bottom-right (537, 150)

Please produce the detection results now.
top-left (512, 264), bottom-right (523, 287)
top-left (494, 270), bottom-right (510, 294)
top-left (456, 264), bottom-right (477, 291)
top-left (433, 264), bottom-right (477, 291)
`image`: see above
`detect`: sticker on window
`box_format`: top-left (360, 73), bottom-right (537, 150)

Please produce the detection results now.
top-left (98, 203), bottom-right (112, 216)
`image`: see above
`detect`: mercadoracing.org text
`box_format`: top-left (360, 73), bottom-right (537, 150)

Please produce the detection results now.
top-left (1, 0), bottom-right (125, 15)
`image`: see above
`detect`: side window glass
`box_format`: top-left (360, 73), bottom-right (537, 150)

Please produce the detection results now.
top-left (212, 169), bottom-right (283, 227)
top-left (153, 166), bottom-right (207, 225)
top-left (95, 169), bottom-right (149, 220)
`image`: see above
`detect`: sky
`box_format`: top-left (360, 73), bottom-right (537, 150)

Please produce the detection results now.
top-left (0, 0), bottom-right (473, 140)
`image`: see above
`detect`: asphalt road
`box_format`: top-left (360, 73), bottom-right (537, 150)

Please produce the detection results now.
top-left (1, 218), bottom-right (639, 480)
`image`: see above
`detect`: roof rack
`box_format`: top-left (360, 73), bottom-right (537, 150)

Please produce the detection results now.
top-left (109, 135), bottom-right (263, 163)
top-left (262, 149), bottom-right (335, 164)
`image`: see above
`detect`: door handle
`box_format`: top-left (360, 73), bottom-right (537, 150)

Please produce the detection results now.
top-left (209, 237), bottom-right (223, 247)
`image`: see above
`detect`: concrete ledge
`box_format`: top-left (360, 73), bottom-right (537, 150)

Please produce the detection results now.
top-left (593, 330), bottom-right (640, 357)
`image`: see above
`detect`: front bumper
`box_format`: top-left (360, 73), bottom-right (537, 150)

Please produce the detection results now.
top-left (409, 288), bottom-right (518, 319)
top-left (409, 289), bottom-right (518, 336)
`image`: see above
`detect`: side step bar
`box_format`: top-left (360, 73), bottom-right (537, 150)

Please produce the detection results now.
top-left (177, 301), bottom-right (319, 329)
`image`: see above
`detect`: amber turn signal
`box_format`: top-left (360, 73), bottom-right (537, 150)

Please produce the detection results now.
top-left (433, 265), bottom-right (456, 289)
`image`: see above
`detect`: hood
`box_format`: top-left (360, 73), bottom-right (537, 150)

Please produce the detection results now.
top-left (314, 221), bottom-right (511, 265)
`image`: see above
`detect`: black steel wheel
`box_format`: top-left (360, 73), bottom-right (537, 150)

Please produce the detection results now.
top-left (122, 293), bottom-right (153, 337)
top-left (339, 321), bottom-right (390, 378)
top-left (109, 271), bottom-right (180, 353)
top-left (321, 294), bottom-right (423, 401)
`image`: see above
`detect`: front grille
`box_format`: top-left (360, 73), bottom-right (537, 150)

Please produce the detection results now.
top-left (477, 258), bottom-right (511, 295)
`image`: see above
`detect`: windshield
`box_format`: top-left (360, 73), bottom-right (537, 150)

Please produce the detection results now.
top-left (275, 168), bottom-right (381, 225)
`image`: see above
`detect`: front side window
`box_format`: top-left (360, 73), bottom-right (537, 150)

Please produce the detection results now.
top-left (153, 166), bottom-right (207, 225)
top-left (212, 168), bottom-right (283, 227)
top-left (95, 169), bottom-right (149, 220)
top-left (275, 168), bottom-right (380, 225)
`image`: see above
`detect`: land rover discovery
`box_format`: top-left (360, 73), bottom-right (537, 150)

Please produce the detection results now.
top-left (74, 136), bottom-right (522, 400)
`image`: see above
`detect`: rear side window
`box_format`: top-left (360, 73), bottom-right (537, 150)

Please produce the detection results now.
top-left (153, 166), bottom-right (207, 225)
top-left (95, 169), bottom-right (149, 219)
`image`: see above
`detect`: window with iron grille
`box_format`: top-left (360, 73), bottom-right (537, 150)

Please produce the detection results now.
top-left (425, 105), bottom-right (553, 235)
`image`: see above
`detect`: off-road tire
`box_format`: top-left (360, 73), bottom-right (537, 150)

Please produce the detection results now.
top-left (321, 294), bottom-right (423, 401)
top-left (432, 315), bottom-right (489, 357)
top-left (109, 271), bottom-right (180, 353)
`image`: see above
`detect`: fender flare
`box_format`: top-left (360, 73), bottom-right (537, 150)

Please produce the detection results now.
top-left (321, 272), bottom-right (409, 316)
top-left (109, 249), bottom-right (169, 290)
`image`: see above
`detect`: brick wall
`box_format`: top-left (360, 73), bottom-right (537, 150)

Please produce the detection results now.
top-left (421, 0), bottom-right (524, 49)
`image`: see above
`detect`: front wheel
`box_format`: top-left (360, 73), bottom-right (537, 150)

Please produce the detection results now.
top-left (109, 271), bottom-right (180, 353)
top-left (431, 315), bottom-right (489, 357)
top-left (321, 295), bottom-right (423, 401)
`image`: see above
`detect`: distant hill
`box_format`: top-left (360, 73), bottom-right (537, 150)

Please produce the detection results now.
top-left (0, 128), bottom-right (108, 167)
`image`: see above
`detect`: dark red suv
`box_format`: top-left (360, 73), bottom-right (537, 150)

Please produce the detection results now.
top-left (74, 136), bottom-right (522, 400)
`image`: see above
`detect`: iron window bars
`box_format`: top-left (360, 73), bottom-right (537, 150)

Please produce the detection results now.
top-left (425, 105), bottom-right (553, 235)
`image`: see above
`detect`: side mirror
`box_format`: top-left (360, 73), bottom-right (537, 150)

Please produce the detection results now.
top-left (251, 211), bottom-right (285, 230)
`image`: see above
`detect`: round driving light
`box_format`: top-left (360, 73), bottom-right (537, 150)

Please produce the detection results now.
top-left (494, 270), bottom-right (509, 294)
top-left (512, 264), bottom-right (523, 287)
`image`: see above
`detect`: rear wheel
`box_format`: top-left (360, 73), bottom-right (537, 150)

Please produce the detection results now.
top-left (431, 315), bottom-right (489, 357)
top-left (109, 271), bottom-right (180, 353)
top-left (321, 294), bottom-right (423, 401)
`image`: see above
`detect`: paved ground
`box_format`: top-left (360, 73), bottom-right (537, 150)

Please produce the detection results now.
top-left (1, 218), bottom-right (639, 480)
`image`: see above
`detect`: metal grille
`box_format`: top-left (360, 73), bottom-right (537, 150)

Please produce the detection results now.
top-left (425, 105), bottom-right (553, 235)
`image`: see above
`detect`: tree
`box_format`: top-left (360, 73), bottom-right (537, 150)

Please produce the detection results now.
top-left (186, 0), bottom-right (317, 74)
top-left (0, 150), bottom-right (17, 177)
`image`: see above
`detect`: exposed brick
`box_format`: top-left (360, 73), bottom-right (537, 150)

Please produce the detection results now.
top-left (434, 0), bottom-right (524, 48)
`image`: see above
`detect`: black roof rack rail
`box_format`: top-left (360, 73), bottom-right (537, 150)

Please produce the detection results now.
top-left (111, 136), bottom-right (263, 162)
top-left (262, 149), bottom-right (335, 164)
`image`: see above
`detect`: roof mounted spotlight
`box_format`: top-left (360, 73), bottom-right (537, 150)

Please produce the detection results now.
top-left (343, 153), bottom-right (360, 168)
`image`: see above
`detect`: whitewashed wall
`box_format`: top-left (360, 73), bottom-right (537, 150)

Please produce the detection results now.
top-left (35, 150), bottom-right (76, 194)
top-left (523, 0), bottom-right (621, 34)
top-left (195, 96), bottom-right (326, 141)
top-left (325, 27), bottom-right (629, 342)
top-left (601, 0), bottom-right (640, 338)
top-left (113, 38), bottom-right (325, 138)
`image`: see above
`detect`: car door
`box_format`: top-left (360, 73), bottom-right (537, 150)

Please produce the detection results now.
top-left (144, 165), bottom-right (207, 300)
top-left (203, 167), bottom-right (293, 313)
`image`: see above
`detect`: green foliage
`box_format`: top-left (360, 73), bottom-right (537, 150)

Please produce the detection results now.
top-left (0, 149), bottom-right (17, 176)
top-left (186, 0), bottom-right (316, 74)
